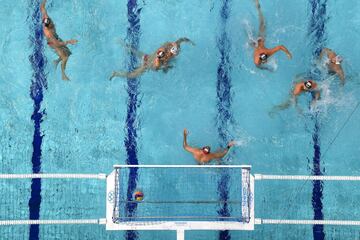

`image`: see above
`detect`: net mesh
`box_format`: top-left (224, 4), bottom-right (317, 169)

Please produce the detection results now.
top-left (112, 166), bottom-right (251, 223)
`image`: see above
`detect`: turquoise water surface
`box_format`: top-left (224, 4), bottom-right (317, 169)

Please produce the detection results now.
top-left (0, 0), bottom-right (360, 239)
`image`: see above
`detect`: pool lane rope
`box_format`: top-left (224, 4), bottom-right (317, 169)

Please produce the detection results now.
top-left (255, 174), bottom-right (360, 181)
top-left (0, 219), bottom-right (104, 226)
top-left (264, 99), bottom-right (360, 233)
top-left (5, 172), bottom-right (360, 181)
top-left (256, 219), bottom-right (360, 226)
top-left (3, 219), bottom-right (360, 226)
top-left (0, 174), bottom-right (106, 179)
top-left (2, 171), bottom-right (360, 227)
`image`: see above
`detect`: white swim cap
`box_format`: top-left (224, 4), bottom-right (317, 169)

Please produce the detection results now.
top-left (334, 55), bottom-right (343, 65)
top-left (304, 81), bottom-right (312, 89)
top-left (157, 50), bottom-right (165, 58)
top-left (259, 53), bottom-right (268, 63)
top-left (170, 46), bottom-right (178, 55)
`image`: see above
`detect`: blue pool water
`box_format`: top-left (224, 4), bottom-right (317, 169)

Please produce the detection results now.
top-left (1, 0), bottom-right (360, 239)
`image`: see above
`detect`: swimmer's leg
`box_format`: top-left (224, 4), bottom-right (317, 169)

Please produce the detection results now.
top-left (55, 47), bottom-right (71, 81)
top-left (109, 71), bottom-right (126, 80)
top-left (110, 65), bottom-right (147, 80)
top-left (118, 40), bottom-right (146, 58)
top-left (61, 56), bottom-right (70, 81)
top-left (126, 45), bottom-right (146, 59)
top-left (175, 37), bottom-right (195, 46)
top-left (254, 0), bottom-right (265, 40)
top-left (337, 68), bottom-right (345, 85)
top-left (53, 57), bottom-right (61, 69)
top-left (269, 98), bottom-right (293, 116)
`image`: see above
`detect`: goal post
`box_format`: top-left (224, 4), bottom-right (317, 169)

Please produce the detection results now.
top-left (105, 165), bottom-right (255, 231)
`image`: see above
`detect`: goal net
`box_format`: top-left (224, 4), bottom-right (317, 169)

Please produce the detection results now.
top-left (106, 165), bottom-right (254, 231)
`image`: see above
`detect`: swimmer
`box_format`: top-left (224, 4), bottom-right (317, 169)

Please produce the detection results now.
top-left (160, 38), bottom-right (195, 67)
top-left (183, 129), bottom-right (235, 164)
top-left (270, 79), bottom-right (321, 115)
top-left (251, 0), bottom-right (292, 70)
top-left (110, 38), bottom-right (195, 80)
top-left (40, 0), bottom-right (78, 80)
top-left (319, 48), bottom-right (345, 84)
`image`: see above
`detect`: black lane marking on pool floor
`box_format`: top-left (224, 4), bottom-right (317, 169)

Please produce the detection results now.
top-left (124, 1), bottom-right (142, 240)
top-left (308, 0), bottom-right (327, 239)
top-left (216, 0), bottom-right (233, 239)
top-left (311, 119), bottom-right (324, 240)
top-left (28, 0), bottom-right (47, 239)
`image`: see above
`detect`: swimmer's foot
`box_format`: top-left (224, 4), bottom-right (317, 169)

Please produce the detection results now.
top-left (268, 110), bottom-right (277, 118)
top-left (62, 75), bottom-right (70, 81)
top-left (109, 72), bottom-right (115, 81)
top-left (227, 141), bottom-right (236, 148)
top-left (53, 59), bottom-right (61, 69)
top-left (109, 71), bottom-right (121, 80)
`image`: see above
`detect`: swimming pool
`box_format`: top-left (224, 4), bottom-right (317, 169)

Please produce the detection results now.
top-left (1, 0), bottom-right (360, 239)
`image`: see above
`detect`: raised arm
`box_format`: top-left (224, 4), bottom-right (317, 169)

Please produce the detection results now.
top-left (268, 45), bottom-right (292, 59)
top-left (312, 91), bottom-right (321, 101)
top-left (40, 0), bottom-right (48, 18)
top-left (337, 67), bottom-right (345, 83)
top-left (183, 129), bottom-right (197, 153)
top-left (175, 37), bottom-right (195, 46)
top-left (48, 38), bottom-right (78, 48)
top-left (319, 48), bottom-right (332, 59)
top-left (208, 141), bottom-right (235, 159)
top-left (208, 149), bottom-right (228, 159)
top-left (254, 0), bottom-right (265, 39)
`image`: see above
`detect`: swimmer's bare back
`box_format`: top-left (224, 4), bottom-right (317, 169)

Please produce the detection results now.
top-left (150, 37), bottom-right (195, 72)
top-left (110, 38), bottom-right (194, 80)
top-left (41, 0), bottom-right (78, 81)
top-left (320, 48), bottom-right (345, 84)
top-left (253, 44), bottom-right (292, 66)
top-left (270, 80), bottom-right (320, 116)
top-left (183, 129), bottom-right (235, 164)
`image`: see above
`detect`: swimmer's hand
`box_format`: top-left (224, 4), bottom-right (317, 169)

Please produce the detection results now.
top-left (66, 39), bottom-right (78, 45)
top-left (286, 51), bottom-right (292, 59)
top-left (176, 37), bottom-right (195, 46)
top-left (183, 128), bottom-right (188, 137)
top-left (189, 40), bottom-right (196, 46)
top-left (109, 71), bottom-right (117, 81)
top-left (227, 141), bottom-right (236, 148)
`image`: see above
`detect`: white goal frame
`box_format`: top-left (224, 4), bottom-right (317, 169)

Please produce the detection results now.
top-left (105, 165), bottom-right (255, 235)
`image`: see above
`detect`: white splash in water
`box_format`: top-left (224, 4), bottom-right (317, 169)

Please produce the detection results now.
top-left (266, 57), bottom-right (279, 72)
top-left (242, 19), bottom-right (257, 49)
top-left (310, 76), bottom-right (355, 115)
top-left (231, 132), bottom-right (255, 148)
top-left (233, 139), bottom-right (248, 147)
top-left (239, 63), bottom-right (257, 75)
top-left (242, 19), bottom-right (279, 72)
